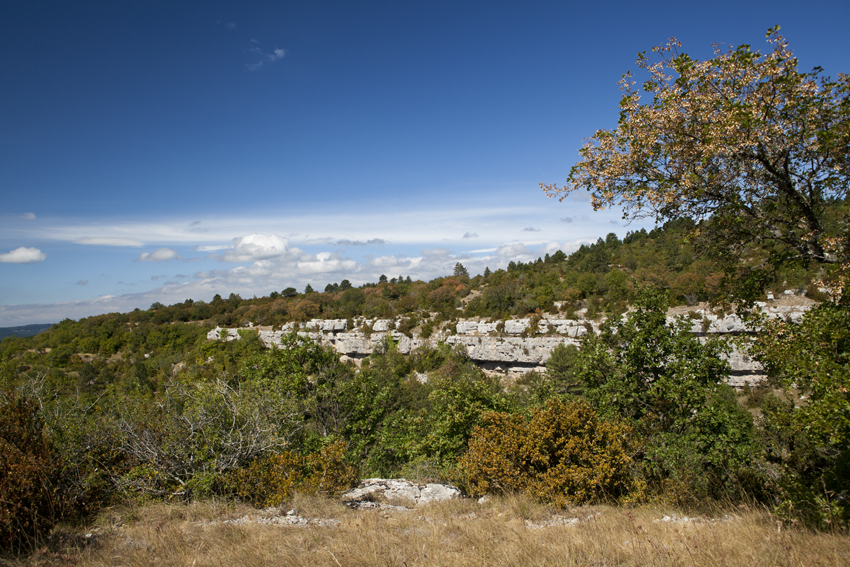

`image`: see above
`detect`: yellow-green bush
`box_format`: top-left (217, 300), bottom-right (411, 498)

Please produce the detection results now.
top-left (230, 441), bottom-right (356, 507)
top-left (458, 398), bottom-right (640, 507)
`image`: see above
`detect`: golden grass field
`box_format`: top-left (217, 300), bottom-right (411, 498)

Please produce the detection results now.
top-left (7, 493), bottom-right (850, 567)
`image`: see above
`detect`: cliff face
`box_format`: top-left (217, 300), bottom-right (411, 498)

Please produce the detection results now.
top-left (207, 296), bottom-right (815, 387)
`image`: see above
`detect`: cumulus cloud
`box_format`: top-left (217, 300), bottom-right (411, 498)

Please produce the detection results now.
top-left (0, 246), bottom-right (46, 263)
top-left (537, 242), bottom-right (563, 257)
top-left (208, 234), bottom-right (298, 262)
top-left (21, 212), bottom-right (36, 220)
top-left (136, 247), bottom-right (181, 262)
top-left (75, 237), bottom-right (144, 247)
top-left (297, 251), bottom-right (358, 274)
top-left (463, 232), bottom-right (478, 239)
top-left (523, 227), bottom-right (541, 232)
top-left (368, 255), bottom-right (415, 268)
top-left (496, 243), bottom-right (531, 258)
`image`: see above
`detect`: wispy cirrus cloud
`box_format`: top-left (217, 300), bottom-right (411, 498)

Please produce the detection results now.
top-left (336, 238), bottom-right (386, 246)
top-left (247, 40), bottom-right (285, 70)
top-left (75, 236), bottom-right (144, 247)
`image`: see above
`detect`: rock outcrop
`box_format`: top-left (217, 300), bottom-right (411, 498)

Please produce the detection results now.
top-left (207, 296), bottom-right (816, 387)
top-left (342, 478), bottom-right (462, 508)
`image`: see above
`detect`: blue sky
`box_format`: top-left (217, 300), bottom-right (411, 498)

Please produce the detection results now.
top-left (1, 0), bottom-right (849, 326)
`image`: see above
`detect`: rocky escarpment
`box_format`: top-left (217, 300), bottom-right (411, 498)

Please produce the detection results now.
top-left (207, 295), bottom-right (816, 387)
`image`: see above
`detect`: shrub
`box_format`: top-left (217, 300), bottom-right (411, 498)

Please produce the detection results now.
top-left (575, 287), bottom-right (758, 501)
top-left (229, 441), bottom-right (356, 507)
top-left (0, 393), bottom-right (61, 551)
top-left (459, 398), bottom-right (639, 507)
top-left (752, 301), bottom-right (850, 529)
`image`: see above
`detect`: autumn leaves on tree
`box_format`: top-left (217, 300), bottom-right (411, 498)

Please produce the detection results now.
top-left (543, 27), bottom-right (849, 274)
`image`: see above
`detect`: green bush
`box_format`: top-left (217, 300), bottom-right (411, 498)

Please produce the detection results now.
top-left (752, 301), bottom-right (850, 529)
top-left (575, 287), bottom-right (759, 502)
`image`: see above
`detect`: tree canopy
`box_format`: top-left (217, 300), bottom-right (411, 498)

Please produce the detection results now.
top-left (543, 27), bottom-right (849, 269)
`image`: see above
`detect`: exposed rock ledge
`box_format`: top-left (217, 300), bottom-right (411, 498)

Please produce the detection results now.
top-left (207, 297), bottom-right (816, 387)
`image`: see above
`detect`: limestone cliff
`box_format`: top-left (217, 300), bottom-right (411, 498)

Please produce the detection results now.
top-left (207, 295), bottom-right (815, 387)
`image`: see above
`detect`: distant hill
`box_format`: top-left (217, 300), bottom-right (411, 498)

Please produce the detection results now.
top-left (0, 323), bottom-right (54, 340)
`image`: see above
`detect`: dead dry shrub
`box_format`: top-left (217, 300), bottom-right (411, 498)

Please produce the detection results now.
top-left (458, 397), bottom-right (641, 506)
top-left (0, 393), bottom-right (62, 551)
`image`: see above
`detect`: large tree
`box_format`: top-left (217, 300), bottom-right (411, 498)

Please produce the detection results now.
top-left (543, 28), bottom-right (849, 268)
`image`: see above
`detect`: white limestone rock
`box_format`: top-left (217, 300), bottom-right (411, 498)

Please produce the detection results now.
top-left (341, 478), bottom-right (462, 507)
top-left (504, 319), bottom-right (529, 334)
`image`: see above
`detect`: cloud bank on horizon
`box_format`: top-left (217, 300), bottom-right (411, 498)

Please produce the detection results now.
top-left (0, 196), bottom-right (634, 326)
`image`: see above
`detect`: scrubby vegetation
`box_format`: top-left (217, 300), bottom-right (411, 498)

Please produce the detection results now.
top-left (2, 28), bottom-right (849, 561)
top-left (1, 226), bottom-right (847, 555)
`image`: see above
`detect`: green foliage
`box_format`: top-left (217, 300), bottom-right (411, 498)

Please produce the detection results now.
top-left (459, 398), bottom-right (640, 507)
top-left (545, 343), bottom-right (583, 396)
top-left (576, 287), bottom-right (758, 501)
top-left (752, 301), bottom-right (850, 528)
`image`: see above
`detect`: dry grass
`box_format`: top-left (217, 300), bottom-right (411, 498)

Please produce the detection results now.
top-left (7, 494), bottom-right (850, 567)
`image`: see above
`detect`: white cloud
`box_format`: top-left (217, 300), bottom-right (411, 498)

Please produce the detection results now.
top-left (369, 255), bottom-right (410, 268)
top-left (21, 212), bottom-right (36, 220)
top-left (297, 251), bottom-right (358, 274)
top-left (523, 227), bottom-right (541, 232)
top-left (0, 246), bottom-right (46, 263)
top-left (136, 247), bottom-right (181, 262)
top-left (16, 202), bottom-right (618, 250)
top-left (75, 237), bottom-right (144, 247)
top-left (208, 234), bottom-right (298, 262)
top-left (247, 42), bottom-right (286, 70)
top-left (336, 238), bottom-right (386, 246)
top-left (0, 236), bottom-right (584, 325)
top-left (496, 243), bottom-right (533, 258)
top-left (193, 245), bottom-right (229, 252)
top-left (537, 242), bottom-right (563, 257)
top-left (77, 280), bottom-right (88, 285)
